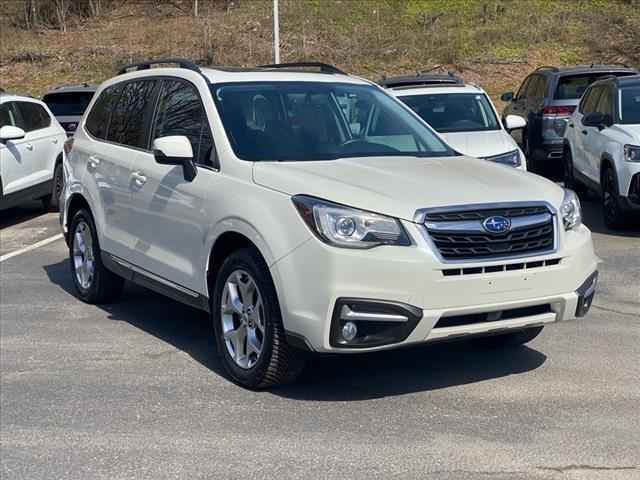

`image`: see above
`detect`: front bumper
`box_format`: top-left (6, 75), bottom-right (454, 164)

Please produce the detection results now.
top-left (272, 221), bottom-right (599, 353)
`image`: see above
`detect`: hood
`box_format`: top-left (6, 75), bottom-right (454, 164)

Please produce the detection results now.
top-left (439, 130), bottom-right (519, 158)
top-left (253, 155), bottom-right (564, 222)
top-left (613, 124), bottom-right (640, 143)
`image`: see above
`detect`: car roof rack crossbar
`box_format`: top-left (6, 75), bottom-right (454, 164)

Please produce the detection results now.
top-left (117, 58), bottom-right (202, 75)
top-left (379, 71), bottom-right (463, 89)
top-left (257, 62), bottom-right (346, 75)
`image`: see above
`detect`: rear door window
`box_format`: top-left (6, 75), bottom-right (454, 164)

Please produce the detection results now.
top-left (152, 79), bottom-right (214, 166)
top-left (15, 102), bottom-right (51, 132)
top-left (107, 79), bottom-right (158, 149)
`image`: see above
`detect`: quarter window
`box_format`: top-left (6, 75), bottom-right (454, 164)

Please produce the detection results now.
top-left (107, 80), bottom-right (158, 148)
top-left (152, 79), bottom-right (214, 166)
top-left (85, 85), bottom-right (121, 140)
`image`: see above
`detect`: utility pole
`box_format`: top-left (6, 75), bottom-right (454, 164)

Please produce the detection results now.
top-left (194, 0), bottom-right (198, 17)
top-left (273, 0), bottom-right (280, 64)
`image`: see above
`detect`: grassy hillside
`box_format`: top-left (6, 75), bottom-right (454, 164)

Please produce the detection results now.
top-left (1, 0), bottom-right (639, 104)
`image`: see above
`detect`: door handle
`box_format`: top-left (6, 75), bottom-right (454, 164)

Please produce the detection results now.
top-left (25, 144), bottom-right (34, 151)
top-left (87, 156), bottom-right (101, 170)
top-left (131, 171), bottom-right (147, 187)
top-left (52, 139), bottom-right (59, 144)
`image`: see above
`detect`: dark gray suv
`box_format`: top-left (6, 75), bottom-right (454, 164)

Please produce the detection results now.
top-left (501, 64), bottom-right (638, 175)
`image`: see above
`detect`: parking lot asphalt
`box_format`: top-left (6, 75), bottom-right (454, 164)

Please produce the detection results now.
top-left (1, 198), bottom-right (639, 480)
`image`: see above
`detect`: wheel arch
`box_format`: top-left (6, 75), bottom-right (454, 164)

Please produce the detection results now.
top-left (64, 193), bottom-right (92, 246)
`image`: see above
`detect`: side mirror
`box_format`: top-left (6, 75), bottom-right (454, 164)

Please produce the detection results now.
top-left (501, 91), bottom-right (514, 102)
top-left (504, 114), bottom-right (526, 132)
top-left (152, 136), bottom-right (197, 182)
top-left (582, 112), bottom-right (611, 131)
top-left (0, 126), bottom-right (26, 143)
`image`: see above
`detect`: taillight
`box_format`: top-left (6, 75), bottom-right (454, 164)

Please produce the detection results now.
top-left (542, 105), bottom-right (576, 116)
top-left (63, 137), bottom-right (74, 156)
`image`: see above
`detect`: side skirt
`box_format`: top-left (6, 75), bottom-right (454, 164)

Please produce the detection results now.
top-left (0, 179), bottom-right (52, 211)
top-left (101, 252), bottom-right (210, 313)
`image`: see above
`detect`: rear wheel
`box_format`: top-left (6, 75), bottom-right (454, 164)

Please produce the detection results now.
top-left (563, 147), bottom-right (586, 196)
top-left (42, 162), bottom-right (64, 211)
top-left (602, 167), bottom-right (626, 230)
top-left (69, 208), bottom-right (124, 303)
top-left (473, 326), bottom-right (544, 349)
top-left (212, 248), bottom-right (305, 389)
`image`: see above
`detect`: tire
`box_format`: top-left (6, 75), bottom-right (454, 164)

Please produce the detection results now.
top-left (212, 247), bottom-right (305, 389)
top-left (41, 162), bottom-right (64, 212)
top-left (522, 130), bottom-right (539, 174)
top-left (473, 326), bottom-right (544, 349)
top-left (69, 208), bottom-right (124, 303)
top-left (563, 147), bottom-right (586, 197)
top-left (602, 166), bottom-right (626, 230)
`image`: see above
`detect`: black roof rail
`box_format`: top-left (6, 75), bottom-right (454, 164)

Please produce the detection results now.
top-left (257, 62), bottom-right (347, 75)
top-left (379, 71), bottom-right (463, 89)
top-left (535, 66), bottom-right (559, 72)
top-left (117, 58), bottom-right (202, 75)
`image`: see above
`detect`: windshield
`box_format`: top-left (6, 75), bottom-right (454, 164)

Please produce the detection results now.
top-left (43, 92), bottom-right (94, 116)
top-left (397, 92), bottom-right (500, 133)
top-left (620, 86), bottom-right (640, 124)
top-left (211, 82), bottom-right (455, 161)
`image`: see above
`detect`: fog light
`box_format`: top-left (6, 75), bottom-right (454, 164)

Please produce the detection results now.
top-left (342, 321), bottom-right (358, 341)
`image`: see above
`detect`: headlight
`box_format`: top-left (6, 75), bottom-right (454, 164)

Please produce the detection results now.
top-left (624, 145), bottom-right (640, 163)
top-left (483, 149), bottom-right (521, 167)
top-left (292, 195), bottom-right (411, 249)
top-left (560, 188), bottom-right (582, 230)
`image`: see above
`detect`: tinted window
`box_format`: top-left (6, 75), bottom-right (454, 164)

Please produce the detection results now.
top-left (0, 103), bottom-right (21, 128)
top-left (108, 80), bottom-right (158, 148)
top-left (620, 86), bottom-right (640, 124)
top-left (16, 102), bottom-right (51, 131)
top-left (399, 93), bottom-right (500, 132)
top-left (528, 76), bottom-right (546, 98)
top-left (595, 87), bottom-right (613, 117)
top-left (555, 73), bottom-right (636, 100)
top-left (581, 86), bottom-right (603, 115)
top-left (43, 91), bottom-right (94, 116)
top-left (86, 85), bottom-right (121, 140)
top-left (212, 82), bottom-right (454, 161)
top-left (152, 80), bottom-right (214, 166)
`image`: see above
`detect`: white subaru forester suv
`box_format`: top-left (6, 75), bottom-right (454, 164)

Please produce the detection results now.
top-left (60, 59), bottom-right (599, 389)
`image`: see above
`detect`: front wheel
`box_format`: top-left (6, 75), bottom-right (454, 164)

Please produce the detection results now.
top-left (473, 326), bottom-right (544, 349)
top-left (69, 209), bottom-right (124, 303)
top-left (42, 162), bottom-right (64, 212)
top-left (212, 248), bottom-right (305, 389)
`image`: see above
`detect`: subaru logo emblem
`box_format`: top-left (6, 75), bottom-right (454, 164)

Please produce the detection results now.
top-left (482, 216), bottom-right (511, 234)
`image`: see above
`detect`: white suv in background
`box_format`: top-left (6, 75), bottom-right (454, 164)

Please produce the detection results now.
top-left (1, 92), bottom-right (66, 211)
top-left (564, 75), bottom-right (640, 228)
top-left (383, 72), bottom-right (527, 169)
top-left (61, 59), bottom-right (599, 389)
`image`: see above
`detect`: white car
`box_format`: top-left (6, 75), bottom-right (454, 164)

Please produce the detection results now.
top-left (60, 59), bottom-right (599, 389)
top-left (1, 92), bottom-right (66, 211)
top-left (563, 75), bottom-right (640, 228)
top-left (383, 73), bottom-right (527, 169)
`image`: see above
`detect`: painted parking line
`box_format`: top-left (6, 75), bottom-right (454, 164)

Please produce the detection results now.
top-left (0, 233), bottom-right (64, 263)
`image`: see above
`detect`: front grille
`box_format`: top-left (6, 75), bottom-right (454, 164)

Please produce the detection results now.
top-left (423, 204), bottom-right (556, 261)
top-left (442, 258), bottom-right (561, 276)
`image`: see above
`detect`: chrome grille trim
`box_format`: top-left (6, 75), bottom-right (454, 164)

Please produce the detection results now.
top-left (415, 202), bottom-right (559, 264)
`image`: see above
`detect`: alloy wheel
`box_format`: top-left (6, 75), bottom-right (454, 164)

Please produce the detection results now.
top-left (220, 270), bottom-right (265, 369)
top-left (72, 221), bottom-right (95, 289)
